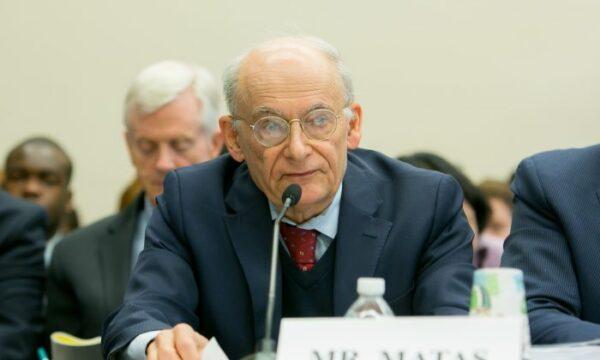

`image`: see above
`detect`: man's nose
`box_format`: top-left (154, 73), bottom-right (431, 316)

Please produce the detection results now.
top-left (155, 145), bottom-right (177, 172)
top-left (22, 177), bottom-right (42, 199)
top-left (283, 121), bottom-right (311, 161)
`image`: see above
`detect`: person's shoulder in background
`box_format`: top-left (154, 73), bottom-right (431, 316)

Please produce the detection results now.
top-left (46, 197), bottom-right (140, 339)
top-left (503, 143), bottom-right (600, 344)
top-left (0, 188), bottom-right (47, 232)
top-left (0, 190), bottom-right (47, 360)
top-left (519, 144), bottom-right (600, 186)
top-left (51, 211), bottom-right (121, 263)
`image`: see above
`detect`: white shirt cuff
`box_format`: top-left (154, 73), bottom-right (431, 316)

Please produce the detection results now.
top-left (122, 330), bottom-right (161, 360)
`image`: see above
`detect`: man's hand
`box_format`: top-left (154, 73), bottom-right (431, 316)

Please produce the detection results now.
top-left (146, 323), bottom-right (209, 359)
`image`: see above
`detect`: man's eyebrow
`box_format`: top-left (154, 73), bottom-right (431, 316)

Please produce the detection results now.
top-left (39, 170), bottom-right (61, 177)
top-left (251, 103), bottom-right (333, 118)
top-left (302, 103), bottom-right (331, 115)
top-left (251, 106), bottom-right (284, 118)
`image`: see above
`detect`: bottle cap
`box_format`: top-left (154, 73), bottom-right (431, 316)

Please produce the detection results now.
top-left (357, 277), bottom-right (385, 296)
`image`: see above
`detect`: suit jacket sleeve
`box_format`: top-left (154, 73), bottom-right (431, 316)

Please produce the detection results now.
top-left (102, 172), bottom-right (201, 359)
top-left (413, 175), bottom-right (475, 315)
top-left (0, 201), bottom-right (46, 360)
top-left (501, 157), bottom-right (600, 343)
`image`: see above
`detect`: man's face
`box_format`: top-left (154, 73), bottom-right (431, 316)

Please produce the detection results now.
top-left (221, 45), bottom-right (362, 223)
top-left (126, 89), bottom-right (218, 205)
top-left (3, 144), bottom-right (71, 234)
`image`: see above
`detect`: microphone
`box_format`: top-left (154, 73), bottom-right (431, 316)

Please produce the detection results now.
top-left (281, 183), bottom-right (301, 208)
top-left (241, 184), bottom-right (302, 360)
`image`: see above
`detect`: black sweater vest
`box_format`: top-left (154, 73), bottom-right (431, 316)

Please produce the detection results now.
top-left (280, 244), bottom-right (336, 318)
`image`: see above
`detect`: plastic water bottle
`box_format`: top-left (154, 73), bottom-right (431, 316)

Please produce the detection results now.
top-left (345, 277), bottom-right (394, 318)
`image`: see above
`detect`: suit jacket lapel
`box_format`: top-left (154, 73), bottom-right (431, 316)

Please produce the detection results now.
top-left (98, 194), bottom-right (141, 313)
top-left (221, 157), bottom-right (394, 332)
top-left (223, 164), bottom-right (281, 342)
top-left (333, 158), bottom-right (393, 315)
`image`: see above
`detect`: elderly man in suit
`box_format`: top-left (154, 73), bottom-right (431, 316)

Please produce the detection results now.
top-left (0, 190), bottom-right (46, 360)
top-left (45, 61), bottom-right (223, 339)
top-left (102, 36), bottom-right (475, 360)
top-left (502, 144), bottom-right (600, 344)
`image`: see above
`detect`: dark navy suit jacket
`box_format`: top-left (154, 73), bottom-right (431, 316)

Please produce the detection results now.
top-left (502, 144), bottom-right (600, 344)
top-left (0, 190), bottom-right (46, 360)
top-left (102, 149), bottom-right (474, 359)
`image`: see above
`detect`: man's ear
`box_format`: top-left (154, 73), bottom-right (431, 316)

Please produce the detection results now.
top-left (219, 115), bottom-right (245, 162)
top-left (346, 103), bottom-right (362, 149)
top-left (65, 188), bottom-right (73, 204)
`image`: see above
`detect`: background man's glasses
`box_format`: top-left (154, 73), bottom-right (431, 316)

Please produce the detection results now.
top-left (234, 108), bottom-right (347, 148)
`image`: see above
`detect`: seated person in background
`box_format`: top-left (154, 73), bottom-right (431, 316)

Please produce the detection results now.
top-left (2, 136), bottom-right (75, 267)
top-left (502, 144), bottom-right (600, 344)
top-left (46, 60), bottom-right (223, 339)
top-left (102, 36), bottom-right (475, 360)
top-left (477, 179), bottom-right (513, 267)
top-left (397, 152), bottom-right (490, 266)
top-left (0, 190), bottom-right (46, 360)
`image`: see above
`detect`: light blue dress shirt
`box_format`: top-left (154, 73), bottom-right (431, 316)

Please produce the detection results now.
top-left (44, 232), bottom-right (64, 268)
top-left (131, 198), bottom-right (153, 269)
top-left (123, 185), bottom-right (342, 359)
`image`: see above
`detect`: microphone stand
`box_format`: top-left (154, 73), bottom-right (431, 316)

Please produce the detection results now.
top-left (240, 197), bottom-right (292, 360)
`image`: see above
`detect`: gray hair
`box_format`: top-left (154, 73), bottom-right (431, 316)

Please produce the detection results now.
top-left (124, 60), bottom-right (220, 132)
top-left (222, 36), bottom-right (355, 115)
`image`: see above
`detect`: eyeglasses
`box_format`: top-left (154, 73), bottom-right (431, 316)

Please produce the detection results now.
top-left (233, 108), bottom-right (346, 148)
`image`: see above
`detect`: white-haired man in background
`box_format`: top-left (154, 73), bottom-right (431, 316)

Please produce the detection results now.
top-left (46, 61), bottom-right (223, 339)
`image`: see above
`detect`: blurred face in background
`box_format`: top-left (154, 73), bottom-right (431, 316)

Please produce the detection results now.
top-left (462, 200), bottom-right (479, 249)
top-left (125, 88), bottom-right (221, 205)
top-left (3, 143), bottom-right (71, 236)
top-left (481, 197), bottom-right (512, 239)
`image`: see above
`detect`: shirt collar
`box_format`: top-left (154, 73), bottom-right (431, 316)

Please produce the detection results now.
top-left (141, 197), bottom-right (154, 222)
top-left (269, 183), bottom-right (342, 239)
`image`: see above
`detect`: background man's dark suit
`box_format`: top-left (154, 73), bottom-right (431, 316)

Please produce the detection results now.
top-left (103, 149), bottom-right (475, 359)
top-left (0, 190), bottom-right (46, 360)
top-left (502, 144), bottom-right (600, 344)
top-left (46, 195), bottom-right (144, 338)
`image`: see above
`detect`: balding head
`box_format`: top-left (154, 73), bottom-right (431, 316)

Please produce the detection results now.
top-left (223, 36), bottom-right (354, 116)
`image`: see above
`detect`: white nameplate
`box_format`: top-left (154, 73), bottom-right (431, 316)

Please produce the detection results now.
top-left (277, 316), bottom-right (522, 360)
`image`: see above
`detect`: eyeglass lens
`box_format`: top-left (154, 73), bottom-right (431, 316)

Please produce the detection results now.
top-left (253, 109), bottom-right (337, 146)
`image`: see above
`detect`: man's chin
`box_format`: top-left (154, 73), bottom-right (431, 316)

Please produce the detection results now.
top-left (294, 190), bottom-right (331, 210)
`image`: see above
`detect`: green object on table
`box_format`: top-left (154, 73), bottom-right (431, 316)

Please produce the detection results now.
top-left (37, 347), bottom-right (49, 360)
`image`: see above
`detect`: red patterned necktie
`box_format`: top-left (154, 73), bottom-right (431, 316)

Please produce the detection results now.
top-left (279, 222), bottom-right (318, 271)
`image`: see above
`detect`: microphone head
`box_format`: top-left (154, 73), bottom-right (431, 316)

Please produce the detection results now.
top-left (282, 184), bottom-right (302, 207)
